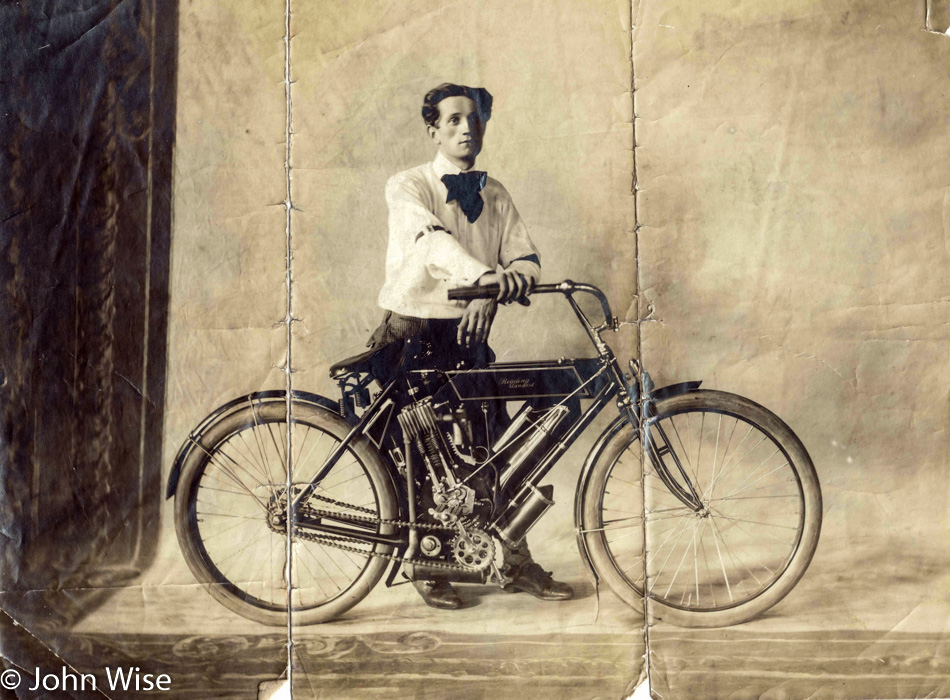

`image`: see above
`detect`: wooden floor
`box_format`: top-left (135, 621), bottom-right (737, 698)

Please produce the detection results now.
top-left (0, 628), bottom-right (642, 700)
top-left (290, 631), bottom-right (641, 700)
top-left (6, 624), bottom-right (950, 700)
top-left (649, 629), bottom-right (950, 700)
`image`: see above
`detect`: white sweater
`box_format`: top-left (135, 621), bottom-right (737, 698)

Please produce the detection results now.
top-left (377, 151), bottom-right (541, 319)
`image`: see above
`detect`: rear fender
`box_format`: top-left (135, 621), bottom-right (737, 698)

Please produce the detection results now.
top-left (165, 390), bottom-right (341, 500)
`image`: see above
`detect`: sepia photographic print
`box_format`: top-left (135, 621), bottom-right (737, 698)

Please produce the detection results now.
top-left (3, 1), bottom-right (950, 699)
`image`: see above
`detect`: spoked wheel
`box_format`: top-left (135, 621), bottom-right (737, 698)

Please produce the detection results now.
top-left (174, 400), bottom-right (397, 626)
top-left (581, 390), bottom-right (821, 628)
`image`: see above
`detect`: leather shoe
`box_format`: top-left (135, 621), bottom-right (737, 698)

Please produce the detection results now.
top-left (505, 562), bottom-right (574, 601)
top-left (413, 579), bottom-right (463, 609)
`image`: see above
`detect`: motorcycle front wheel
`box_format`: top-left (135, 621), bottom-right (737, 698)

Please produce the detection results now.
top-left (174, 400), bottom-right (397, 626)
top-left (581, 390), bottom-right (821, 628)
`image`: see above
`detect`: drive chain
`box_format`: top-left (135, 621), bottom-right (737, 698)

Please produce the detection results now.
top-left (286, 492), bottom-right (492, 573)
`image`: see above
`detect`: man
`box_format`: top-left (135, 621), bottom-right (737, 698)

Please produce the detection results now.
top-left (368, 83), bottom-right (574, 610)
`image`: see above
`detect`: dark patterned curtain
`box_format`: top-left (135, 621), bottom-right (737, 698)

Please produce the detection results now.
top-left (0, 0), bottom-right (177, 623)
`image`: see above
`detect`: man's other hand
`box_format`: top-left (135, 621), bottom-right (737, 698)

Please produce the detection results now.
top-left (457, 298), bottom-right (497, 348)
top-left (478, 270), bottom-right (535, 305)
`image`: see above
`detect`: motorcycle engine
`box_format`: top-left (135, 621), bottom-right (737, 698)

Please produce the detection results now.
top-left (397, 397), bottom-right (496, 560)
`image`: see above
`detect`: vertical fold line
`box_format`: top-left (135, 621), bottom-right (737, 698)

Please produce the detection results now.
top-left (630, 0), bottom-right (653, 694)
top-left (282, 0), bottom-right (295, 687)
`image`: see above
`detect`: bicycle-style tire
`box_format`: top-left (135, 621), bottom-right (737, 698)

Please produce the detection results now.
top-left (581, 390), bottom-right (821, 628)
top-left (174, 400), bottom-right (397, 626)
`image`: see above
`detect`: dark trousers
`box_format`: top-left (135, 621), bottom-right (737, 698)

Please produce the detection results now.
top-left (366, 310), bottom-right (493, 380)
top-left (366, 310), bottom-right (504, 444)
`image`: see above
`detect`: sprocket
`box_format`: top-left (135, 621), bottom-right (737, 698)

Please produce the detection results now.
top-left (449, 528), bottom-right (495, 570)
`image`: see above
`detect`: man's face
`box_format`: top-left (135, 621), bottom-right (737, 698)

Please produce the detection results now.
top-left (428, 95), bottom-right (484, 166)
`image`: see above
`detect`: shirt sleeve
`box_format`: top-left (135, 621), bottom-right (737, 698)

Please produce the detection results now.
top-left (386, 174), bottom-right (493, 287)
top-left (496, 188), bottom-right (541, 283)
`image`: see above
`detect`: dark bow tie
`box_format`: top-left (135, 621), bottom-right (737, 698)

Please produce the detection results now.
top-left (441, 171), bottom-right (487, 224)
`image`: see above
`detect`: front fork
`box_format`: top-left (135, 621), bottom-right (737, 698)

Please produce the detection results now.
top-left (644, 420), bottom-right (705, 512)
top-left (632, 360), bottom-right (704, 513)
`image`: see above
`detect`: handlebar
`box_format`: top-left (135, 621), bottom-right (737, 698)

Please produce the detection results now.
top-left (448, 280), bottom-right (616, 333)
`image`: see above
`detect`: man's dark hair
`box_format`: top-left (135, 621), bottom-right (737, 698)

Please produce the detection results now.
top-left (422, 83), bottom-right (493, 128)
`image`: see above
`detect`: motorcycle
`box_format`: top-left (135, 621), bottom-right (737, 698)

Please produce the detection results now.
top-left (166, 280), bottom-right (822, 628)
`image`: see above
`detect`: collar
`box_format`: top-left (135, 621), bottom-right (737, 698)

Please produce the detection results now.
top-left (432, 150), bottom-right (470, 178)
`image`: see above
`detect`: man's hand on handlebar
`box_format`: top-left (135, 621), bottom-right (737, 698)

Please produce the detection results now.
top-left (478, 269), bottom-right (535, 305)
top-left (455, 271), bottom-right (535, 346)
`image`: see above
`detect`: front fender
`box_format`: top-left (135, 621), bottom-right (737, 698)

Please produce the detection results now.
top-left (645, 381), bottom-right (702, 412)
top-left (572, 380), bottom-right (702, 581)
top-left (165, 390), bottom-right (341, 500)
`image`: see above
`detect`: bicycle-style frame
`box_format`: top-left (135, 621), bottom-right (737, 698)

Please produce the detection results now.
top-left (285, 281), bottom-right (703, 562)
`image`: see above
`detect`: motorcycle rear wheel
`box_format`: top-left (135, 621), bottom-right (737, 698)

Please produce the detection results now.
top-left (581, 390), bottom-right (821, 628)
top-left (174, 400), bottom-right (397, 626)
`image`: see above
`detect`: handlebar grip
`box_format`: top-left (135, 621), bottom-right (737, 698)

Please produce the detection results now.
top-left (449, 279), bottom-right (613, 326)
top-left (447, 284), bottom-right (500, 300)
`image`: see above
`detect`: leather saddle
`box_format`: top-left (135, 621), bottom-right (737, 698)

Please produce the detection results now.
top-left (328, 346), bottom-right (382, 379)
